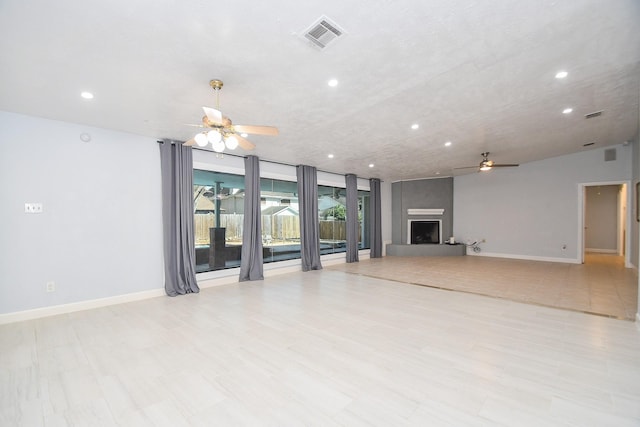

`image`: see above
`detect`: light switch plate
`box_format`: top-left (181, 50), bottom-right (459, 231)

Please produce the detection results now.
top-left (25, 203), bottom-right (43, 213)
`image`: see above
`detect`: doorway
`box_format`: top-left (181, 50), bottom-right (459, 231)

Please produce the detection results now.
top-left (579, 182), bottom-right (631, 266)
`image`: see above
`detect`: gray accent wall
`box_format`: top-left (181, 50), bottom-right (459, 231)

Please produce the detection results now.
top-left (391, 178), bottom-right (454, 245)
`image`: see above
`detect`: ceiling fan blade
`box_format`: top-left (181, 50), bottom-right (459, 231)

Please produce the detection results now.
top-left (452, 166), bottom-right (478, 170)
top-left (233, 124), bottom-right (279, 136)
top-left (185, 123), bottom-right (205, 128)
top-left (183, 138), bottom-right (196, 147)
top-left (492, 164), bottom-right (519, 167)
top-left (202, 106), bottom-right (223, 125)
top-left (235, 134), bottom-right (256, 150)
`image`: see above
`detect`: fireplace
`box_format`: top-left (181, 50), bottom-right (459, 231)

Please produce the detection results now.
top-left (407, 220), bottom-right (442, 244)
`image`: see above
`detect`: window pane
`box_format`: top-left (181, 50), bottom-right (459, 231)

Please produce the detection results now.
top-left (194, 168), bottom-right (369, 273)
top-left (260, 178), bottom-right (300, 263)
top-left (193, 170), bottom-right (245, 272)
top-left (359, 189), bottom-right (371, 249)
top-left (317, 185), bottom-right (370, 253)
top-left (318, 185), bottom-right (347, 254)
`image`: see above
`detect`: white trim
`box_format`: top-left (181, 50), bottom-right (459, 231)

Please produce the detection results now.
top-left (407, 208), bottom-right (444, 215)
top-left (585, 248), bottom-right (618, 254)
top-left (391, 176), bottom-right (452, 183)
top-left (1, 248), bottom-right (373, 325)
top-left (578, 181), bottom-right (631, 267)
top-left (197, 274), bottom-right (240, 289)
top-left (196, 267), bottom-right (239, 282)
top-left (0, 288), bottom-right (165, 325)
top-left (195, 249), bottom-right (372, 284)
top-left (382, 240), bottom-right (392, 257)
top-left (467, 251), bottom-right (581, 264)
top-left (636, 313), bottom-right (640, 325)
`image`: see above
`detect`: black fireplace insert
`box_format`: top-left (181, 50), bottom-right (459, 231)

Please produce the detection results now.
top-left (410, 220), bottom-right (441, 244)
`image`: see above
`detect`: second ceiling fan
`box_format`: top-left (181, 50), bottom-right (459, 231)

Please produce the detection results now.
top-left (184, 79), bottom-right (278, 153)
top-left (454, 152), bottom-right (519, 172)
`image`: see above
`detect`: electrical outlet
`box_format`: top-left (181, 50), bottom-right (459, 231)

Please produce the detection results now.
top-left (46, 281), bottom-right (55, 292)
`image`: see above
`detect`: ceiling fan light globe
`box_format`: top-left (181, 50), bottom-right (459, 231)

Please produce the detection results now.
top-left (211, 139), bottom-right (225, 153)
top-left (194, 133), bottom-right (208, 147)
top-left (225, 135), bottom-right (239, 150)
top-left (479, 159), bottom-right (493, 171)
top-left (207, 130), bottom-right (222, 144)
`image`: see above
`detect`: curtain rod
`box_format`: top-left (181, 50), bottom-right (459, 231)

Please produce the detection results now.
top-left (157, 140), bottom-right (381, 181)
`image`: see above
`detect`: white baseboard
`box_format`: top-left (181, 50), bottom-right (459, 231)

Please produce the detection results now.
top-left (197, 274), bottom-right (240, 289)
top-left (382, 240), bottom-right (392, 257)
top-left (0, 288), bottom-right (166, 325)
top-left (0, 249), bottom-right (371, 325)
top-left (585, 248), bottom-right (618, 254)
top-left (467, 251), bottom-right (581, 264)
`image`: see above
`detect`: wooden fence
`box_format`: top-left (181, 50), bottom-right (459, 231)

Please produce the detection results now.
top-left (195, 214), bottom-right (243, 245)
top-left (195, 214), bottom-right (355, 245)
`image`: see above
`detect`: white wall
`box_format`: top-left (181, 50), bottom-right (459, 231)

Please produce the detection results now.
top-left (0, 113), bottom-right (393, 318)
top-left (453, 144), bottom-right (632, 263)
top-left (0, 111), bottom-right (164, 315)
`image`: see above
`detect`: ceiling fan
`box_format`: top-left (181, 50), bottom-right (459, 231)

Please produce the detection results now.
top-left (184, 79), bottom-right (278, 153)
top-left (454, 152), bottom-right (519, 172)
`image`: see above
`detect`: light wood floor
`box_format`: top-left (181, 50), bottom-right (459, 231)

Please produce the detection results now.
top-left (328, 254), bottom-right (638, 320)
top-left (2, 263), bottom-right (640, 426)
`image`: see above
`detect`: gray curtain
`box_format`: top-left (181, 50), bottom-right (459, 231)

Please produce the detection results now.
top-left (159, 140), bottom-right (199, 296)
top-left (296, 165), bottom-right (322, 271)
top-left (345, 173), bottom-right (359, 263)
top-left (239, 155), bottom-right (264, 281)
top-left (369, 178), bottom-right (382, 258)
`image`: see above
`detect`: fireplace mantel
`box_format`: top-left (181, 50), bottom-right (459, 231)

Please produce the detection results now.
top-left (407, 208), bottom-right (444, 215)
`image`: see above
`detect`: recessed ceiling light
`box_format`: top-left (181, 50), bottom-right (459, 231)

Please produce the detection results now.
top-left (411, 124), bottom-right (419, 130)
top-left (435, 171), bottom-right (441, 175)
top-left (555, 71), bottom-right (568, 79)
top-left (444, 141), bottom-right (452, 147)
top-left (240, 133), bottom-right (248, 138)
top-left (563, 108), bottom-right (573, 114)
top-left (369, 163), bottom-right (374, 168)
top-left (328, 79), bottom-right (338, 87)
top-left (328, 154), bottom-right (334, 158)
top-left (81, 91), bottom-right (94, 99)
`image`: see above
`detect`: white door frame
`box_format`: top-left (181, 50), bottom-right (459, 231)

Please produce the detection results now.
top-left (577, 180), bottom-right (631, 267)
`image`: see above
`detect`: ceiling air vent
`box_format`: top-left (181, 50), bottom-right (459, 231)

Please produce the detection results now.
top-left (303, 16), bottom-right (345, 50)
top-left (585, 110), bottom-right (603, 119)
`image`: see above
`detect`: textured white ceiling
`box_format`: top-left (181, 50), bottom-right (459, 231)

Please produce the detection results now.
top-left (1, 0), bottom-right (638, 181)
